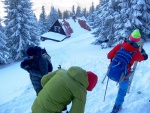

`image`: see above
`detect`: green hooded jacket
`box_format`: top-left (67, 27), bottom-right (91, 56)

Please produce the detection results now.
top-left (32, 66), bottom-right (89, 113)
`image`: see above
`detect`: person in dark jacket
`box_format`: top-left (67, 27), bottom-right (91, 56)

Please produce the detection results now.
top-left (31, 66), bottom-right (98, 113)
top-left (107, 29), bottom-right (148, 113)
top-left (20, 47), bottom-right (49, 95)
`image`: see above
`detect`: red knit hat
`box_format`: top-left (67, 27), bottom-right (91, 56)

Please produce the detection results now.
top-left (86, 71), bottom-right (98, 91)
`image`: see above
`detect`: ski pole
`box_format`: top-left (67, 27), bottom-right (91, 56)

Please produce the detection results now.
top-left (102, 67), bottom-right (110, 84)
top-left (103, 77), bottom-right (109, 102)
top-left (102, 59), bottom-right (112, 84)
top-left (101, 74), bottom-right (107, 84)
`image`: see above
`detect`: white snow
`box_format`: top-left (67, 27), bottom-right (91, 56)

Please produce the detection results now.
top-left (0, 19), bottom-right (150, 113)
top-left (41, 32), bottom-right (67, 41)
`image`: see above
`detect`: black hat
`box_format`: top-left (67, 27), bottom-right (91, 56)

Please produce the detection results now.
top-left (26, 47), bottom-right (36, 56)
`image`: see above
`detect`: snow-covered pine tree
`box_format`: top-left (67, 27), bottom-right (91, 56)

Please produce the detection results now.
top-left (89, 0), bottom-right (104, 31)
top-left (58, 9), bottom-right (63, 19)
top-left (87, 2), bottom-right (96, 27)
top-left (71, 5), bottom-right (76, 16)
top-left (92, 0), bottom-right (115, 45)
top-left (127, 0), bottom-right (150, 40)
top-left (82, 8), bottom-right (88, 19)
top-left (39, 6), bottom-right (48, 34)
top-left (63, 10), bottom-right (70, 19)
top-left (0, 19), bottom-right (9, 64)
top-left (112, 0), bottom-right (131, 41)
top-left (30, 12), bottom-right (40, 46)
top-left (76, 6), bottom-right (83, 17)
top-left (89, 2), bottom-right (95, 15)
top-left (4, 0), bottom-right (40, 61)
top-left (113, 0), bottom-right (150, 41)
top-left (47, 6), bottom-right (59, 29)
top-left (93, 0), bottom-right (150, 47)
top-left (0, 19), bottom-right (5, 33)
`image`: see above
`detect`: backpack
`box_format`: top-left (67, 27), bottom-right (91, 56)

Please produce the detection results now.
top-left (107, 45), bottom-right (136, 83)
top-left (34, 46), bottom-right (53, 72)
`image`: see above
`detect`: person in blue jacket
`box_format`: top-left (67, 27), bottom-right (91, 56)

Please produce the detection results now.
top-left (21, 47), bottom-right (48, 95)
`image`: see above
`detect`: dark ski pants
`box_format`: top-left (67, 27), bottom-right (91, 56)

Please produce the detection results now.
top-left (115, 79), bottom-right (129, 106)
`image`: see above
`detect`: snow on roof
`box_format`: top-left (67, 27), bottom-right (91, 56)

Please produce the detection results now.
top-left (41, 32), bottom-right (67, 41)
top-left (41, 17), bottom-right (90, 41)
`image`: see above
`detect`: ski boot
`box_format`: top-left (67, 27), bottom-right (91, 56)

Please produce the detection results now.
top-left (111, 105), bottom-right (122, 113)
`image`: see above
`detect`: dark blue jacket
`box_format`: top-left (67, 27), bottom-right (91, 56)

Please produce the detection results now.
top-left (21, 55), bottom-right (48, 93)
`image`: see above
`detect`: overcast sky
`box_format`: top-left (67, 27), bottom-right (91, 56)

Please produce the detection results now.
top-left (0, 0), bottom-right (99, 19)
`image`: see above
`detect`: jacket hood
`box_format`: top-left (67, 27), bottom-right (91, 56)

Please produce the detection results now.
top-left (123, 42), bottom-right (139, 52)
top-left (67, 66), bottom-right (88, 89)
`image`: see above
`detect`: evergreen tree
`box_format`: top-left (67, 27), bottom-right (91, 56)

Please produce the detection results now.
top-left (90, 2), bottom-right (107, 37)
top-left (87, 13), bottom-right (96, 29)
top-left (30, 12), bottom-right (40, 45)
top-left (87, 2), bottom-right (96, 28)
top-left (87, 2), bottom-right (101, 30)
top-left (58, 9), bottom-right (63, 19)
top-left (100, 0), bottom-right (108, 5)
top-left (125, 0), bottom-right (150, 40)
top-left (0, 19), bottom-right (9, 64)
top-left (63, 10), bottom-right (70, 19)
top-left (70, 5), bottom-right (76, 21)
top-left (83, 8), bottom-right (88, 18)
top-left (47, 6), bottom-right (59, 28)
top-left (89, 2), bottom-right (95, 15)
top-left (76, 6), bottom-right (83, 17)
top-left (4, 0), bottom-right (40, 61)
top-left (93, 0), bottom-right (150, 47)
top-left (39, 6), bottom-right (48, 34)
top-left (3, 0), bottom-right (9, 26)
top-left (72, 5), bottom-right (76, 13)
top-left (0, 19), bottom-right (5, 32)
top-left (71, 5), bottom-right (76, 16)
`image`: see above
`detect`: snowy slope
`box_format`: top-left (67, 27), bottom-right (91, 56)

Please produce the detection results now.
top-left (0, 19), bottom-right (150, 113)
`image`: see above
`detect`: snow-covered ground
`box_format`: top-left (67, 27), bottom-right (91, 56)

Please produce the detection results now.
top-left (0, 19), bottom-right (150, 113)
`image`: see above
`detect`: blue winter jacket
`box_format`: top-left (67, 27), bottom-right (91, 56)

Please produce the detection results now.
top-left (21, 55), bottom-right (48, 92)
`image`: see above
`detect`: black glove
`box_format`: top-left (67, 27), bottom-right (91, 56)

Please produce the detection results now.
top-left (21, 60), bottom-right (29, 67)
top-left (141, 48), bottom-right (146, 54)
top-left (143, 54), bottom-right (148, 60)
top-left (141, 48), bottom-right (148, 60)
top-left (20, 60), bottom-right (30, 71)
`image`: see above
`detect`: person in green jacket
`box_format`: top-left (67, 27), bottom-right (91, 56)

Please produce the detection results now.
top-left (31, 66), bottom-right (98, 113)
